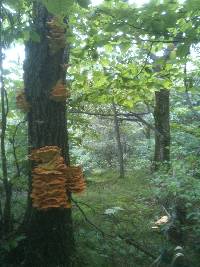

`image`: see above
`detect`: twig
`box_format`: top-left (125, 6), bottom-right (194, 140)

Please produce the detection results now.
top-left (71, 197), bottom-right (105, 236)
top-left (133, 42), bottom-right (153, 79)
top-left (123, 114), bottom-right (163, 137)
top-left (72, 198), bottom-right (96, 213)
top-left (69, 109), bottom-right (161, 136)
top-left (150, 255), bottom-right (162, 267)
top-left (9, 120), bottom-right (27, 178)
top-left (71, 197), bottom-right (157, 260)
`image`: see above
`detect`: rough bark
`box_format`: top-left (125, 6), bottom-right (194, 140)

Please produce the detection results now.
top-left (23, 3), bottom-right (74, 266)
top-left (112, 103), bottom-right (125, 178)
top-left (154, 89), bottom-right (170, 170)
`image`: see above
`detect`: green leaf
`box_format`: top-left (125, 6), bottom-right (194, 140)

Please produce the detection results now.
top-left (169, 50), bottom-right (176, 60)
top-left (163, 79), bottom-right (172, 89)
top-left (104, 44), bottom-right (113, 53)
top-left (176, 45), bottom-right (190, 57)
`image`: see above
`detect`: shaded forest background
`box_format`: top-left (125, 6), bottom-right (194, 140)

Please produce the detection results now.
top-left (1, 0), bottom-right (200, 266)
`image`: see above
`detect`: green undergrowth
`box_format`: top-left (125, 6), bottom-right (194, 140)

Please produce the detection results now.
top-left (72, 170), bottom-right (164, 267)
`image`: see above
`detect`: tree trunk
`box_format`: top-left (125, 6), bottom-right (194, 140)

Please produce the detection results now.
top-left (154, 89), bottom-right (170, 170)
top-left (0, 199), bottom-right (2, 235)
top-left (112, 103), bottom-right (125, 178)
top-left (23, 3), bottom-right (74, 266)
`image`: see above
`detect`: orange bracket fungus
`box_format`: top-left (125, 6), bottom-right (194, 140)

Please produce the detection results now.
top-left (30, 146), bottom-right (71, 210)
top-left (50, 80), bottom-right (70, 102)
top-left (30, 146), bottom-right (86, 210)
top-left (65, 166), bottom-right (86, 194)
top-left (16, 91), bottom-right (30, 112)
top-left (46, 18), bottom-right (66, 55)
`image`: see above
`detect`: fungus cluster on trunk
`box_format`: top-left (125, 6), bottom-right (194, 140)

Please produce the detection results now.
top-left (47, 17), bottom-right (66, 55)
top-left (30, 146), bottom-right (85, 210)
top-left (66, 166), bottom-right (86, 193)
top-left (50, 79), bottom-right (70, 102)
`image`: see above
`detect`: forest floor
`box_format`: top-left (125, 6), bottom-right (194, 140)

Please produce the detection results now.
top-left (72, 169), bottom-right (164, 267)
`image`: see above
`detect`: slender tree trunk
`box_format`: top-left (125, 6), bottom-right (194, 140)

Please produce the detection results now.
top-left (0, 199), bottom-right (2, 235)
top-left (154, 89), bottom-right (170, 170)
top-left (112, 103), bottom-right (125, 178)
top-left (23, 3), bottom-right (74, 266)
top-left (0, 1), bottom-right (12, 235)
top-left (150, 45), bottom-right (175, 171)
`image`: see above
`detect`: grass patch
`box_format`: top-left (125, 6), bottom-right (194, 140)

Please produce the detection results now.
top-left (72, 169), bottom-right (164, 267)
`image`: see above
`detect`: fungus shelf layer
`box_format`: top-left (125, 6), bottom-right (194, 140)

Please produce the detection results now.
top-left (30, 146), bottom-right (86, 210)
top-left (50, 80), bottom-right (70, 102)
top-left (65, 166), bottom-right (86, 193)
top-left (47, 17), bottom-right (66, 55)
top-left (30, 146), bottom-right (71, 210)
